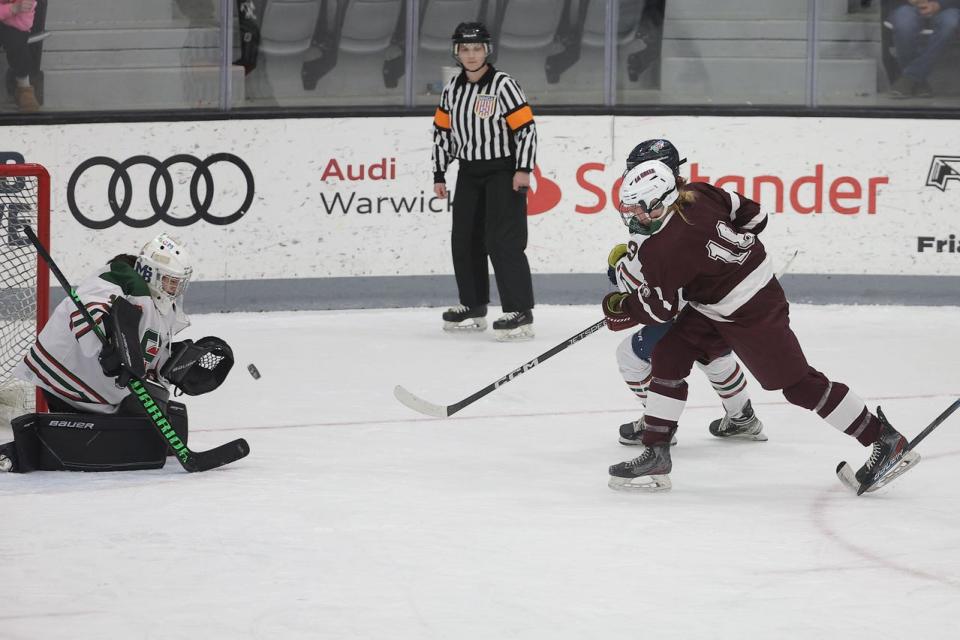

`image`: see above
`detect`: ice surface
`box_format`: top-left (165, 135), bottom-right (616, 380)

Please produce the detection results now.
top-left (2, 304), bottom-right (959, 639)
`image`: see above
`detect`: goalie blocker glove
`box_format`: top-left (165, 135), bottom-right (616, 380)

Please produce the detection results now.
top-left (161, 336), bottom-right (235, 396)
top-left (99, 297), bottom-right (147, 387)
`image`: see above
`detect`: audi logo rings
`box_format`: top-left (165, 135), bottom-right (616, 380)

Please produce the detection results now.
top-left (67, 153), bottom-right (255, 229)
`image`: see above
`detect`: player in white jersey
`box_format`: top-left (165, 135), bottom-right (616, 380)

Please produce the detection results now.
top-left (608, 139), bottom-right (766, 447)
top-left (0, 233), bottom-right (234, 473)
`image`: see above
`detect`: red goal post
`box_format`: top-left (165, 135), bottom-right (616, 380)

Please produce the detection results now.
top-left (0, 162), bottom-right (50, 426)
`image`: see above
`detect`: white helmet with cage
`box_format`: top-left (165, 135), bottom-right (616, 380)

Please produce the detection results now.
top-left (135, 233), bottom-right (193, 316)
top-left (618, 160), bottom-right (680, 235)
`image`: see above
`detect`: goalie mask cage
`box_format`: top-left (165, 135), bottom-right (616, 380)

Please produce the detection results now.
top-left (0, 163), bottom-right (49, 428)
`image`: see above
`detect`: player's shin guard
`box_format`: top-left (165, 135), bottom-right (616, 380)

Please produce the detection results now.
top-left (642, 377), bottom-right (687, 446)
top-left (783, 369), bottom-right (881, 446)
top-left (696, 354), bottom-right (749, 418)
top-left (616, 334), bottom-right (672, 445)
top-left (616, 334), bottom-right (652, 403)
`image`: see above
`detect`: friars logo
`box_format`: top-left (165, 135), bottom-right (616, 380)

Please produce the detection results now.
top-left (926, 156), bottom-right (960, 191)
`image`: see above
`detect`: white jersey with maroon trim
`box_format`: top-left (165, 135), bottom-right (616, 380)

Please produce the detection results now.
top-left (13, 259), bottom-right (186, 414)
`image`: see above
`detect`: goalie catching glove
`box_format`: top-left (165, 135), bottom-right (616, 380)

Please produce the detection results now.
top-left (160, 336), bottom-right (234, 396)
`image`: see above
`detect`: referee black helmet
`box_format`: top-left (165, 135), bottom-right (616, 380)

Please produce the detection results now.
top-left (452, 22), bottom-right (492, 56)
top-left (625, 139), bottom-right (686, 174)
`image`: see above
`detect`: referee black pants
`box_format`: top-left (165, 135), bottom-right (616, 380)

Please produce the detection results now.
top-left (451, 158), bottom-right (534, 313)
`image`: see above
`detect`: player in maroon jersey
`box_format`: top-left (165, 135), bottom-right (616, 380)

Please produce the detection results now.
top-left (602, 147), bottom-right (916, 492)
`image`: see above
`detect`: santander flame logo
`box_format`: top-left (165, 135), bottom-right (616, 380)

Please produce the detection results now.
top-left (525, 166), bottom-right (563, 215)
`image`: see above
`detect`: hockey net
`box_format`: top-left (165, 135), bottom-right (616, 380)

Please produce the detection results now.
top-left (0, 163), bottom-right (49, 430)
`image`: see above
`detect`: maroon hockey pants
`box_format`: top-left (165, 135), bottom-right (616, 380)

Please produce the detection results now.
top-left (645, 279), bottom-right (879, 446)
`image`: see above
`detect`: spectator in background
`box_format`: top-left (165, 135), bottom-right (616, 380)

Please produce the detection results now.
top-left (888, 0), bottom-right (960, 97)
top-left (0, 0), bottom-right (38, 112)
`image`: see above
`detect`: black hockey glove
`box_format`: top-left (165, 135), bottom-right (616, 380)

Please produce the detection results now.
top-left (98, 342), bottom-right (123, 378)
top-left (99, 298), bottom-right (147, 388)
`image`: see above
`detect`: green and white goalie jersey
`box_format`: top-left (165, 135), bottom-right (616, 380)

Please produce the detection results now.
top-left (14, 257), bottom-right (188, 414)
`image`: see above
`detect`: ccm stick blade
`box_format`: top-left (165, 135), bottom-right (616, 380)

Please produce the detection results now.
top-left (393, 385), bottom-right (450, 418)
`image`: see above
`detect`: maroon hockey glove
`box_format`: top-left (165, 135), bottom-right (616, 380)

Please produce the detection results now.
top-left (602, 292), bottom-right (642, 332)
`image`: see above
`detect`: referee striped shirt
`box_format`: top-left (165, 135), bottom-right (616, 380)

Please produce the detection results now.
top-left (432, 65), bottom-right (537, 183)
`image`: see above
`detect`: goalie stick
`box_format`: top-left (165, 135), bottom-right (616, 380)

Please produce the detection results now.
top-left (835, 398), bottom-right (960, 495)
top-left (22, 225), bottom-right (249, 472)
top-left (394, 319), bottom-right (607, 417)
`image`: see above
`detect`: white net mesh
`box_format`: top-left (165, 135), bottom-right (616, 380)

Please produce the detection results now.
top-left (0, 171), bottom-right (42, 428)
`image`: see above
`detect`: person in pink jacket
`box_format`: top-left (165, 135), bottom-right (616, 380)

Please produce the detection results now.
top-left (0, 0), bottom-right (39, 112)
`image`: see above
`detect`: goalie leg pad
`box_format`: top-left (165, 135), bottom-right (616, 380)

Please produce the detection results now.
top-left (9, 412), bottom-right (169, 472)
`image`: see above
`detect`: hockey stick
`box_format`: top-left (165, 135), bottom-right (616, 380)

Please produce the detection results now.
top-left (396, 248), bottom-right (802, 418)
top-left (776, 249), bottom-right (799, 279)
top-left (22, 225), bottom-right (249, 472)
top-left (836, 398), bottom-right (960, 495)
top-left (394, 318), bottom-right (606, 417)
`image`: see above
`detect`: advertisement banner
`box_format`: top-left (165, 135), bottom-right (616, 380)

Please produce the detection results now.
top-left (2, 115), bottom-right (958, 285)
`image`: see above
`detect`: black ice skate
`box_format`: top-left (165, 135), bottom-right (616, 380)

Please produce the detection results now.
top-left (608, 442), bottom-right (673, 492)
top-left (619, 418), bottom-right (678, 446)
top-left (442, 304), bottom-right (487, 332)
top-left (708, 401), bottom-right (768, 441)
top-left (852, 408), bottom-right (920, 493)
top-left (493, 310), bottom-right (534, 342)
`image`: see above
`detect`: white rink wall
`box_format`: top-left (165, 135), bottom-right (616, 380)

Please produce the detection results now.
top-left (3, 115), bottom-right (959, 309)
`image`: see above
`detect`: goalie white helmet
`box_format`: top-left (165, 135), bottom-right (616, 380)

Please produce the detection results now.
top-left (135, 233), bottom-right (193, 315)
top-left (618, 160), bottom-right (679, 236)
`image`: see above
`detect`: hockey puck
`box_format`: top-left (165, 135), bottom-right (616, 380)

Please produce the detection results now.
top-left (247, 363), bottom-right (261, 380)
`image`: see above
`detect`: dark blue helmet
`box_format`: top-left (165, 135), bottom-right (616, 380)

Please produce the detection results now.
top-left (625, 139), bottom-right (686, 174)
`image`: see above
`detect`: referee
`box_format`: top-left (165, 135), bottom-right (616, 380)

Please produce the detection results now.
top-left (432, 21), bottom-right (537, 341)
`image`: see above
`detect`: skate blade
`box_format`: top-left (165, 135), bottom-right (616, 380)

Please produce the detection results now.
top-left (715, 431), bottom-right (768, 442)
top-left (836, 451), bottom-right (922, 494)
top-left (494, 325), bottom-right (534, 342)
top-left (619, 435), bottom-right (678, 446)
top-left (443, 318), bottom-right (487, 332)
top-left (865, 450), bottom-right (921, 493)
top-left (608, 474), bottom-right (672, 492)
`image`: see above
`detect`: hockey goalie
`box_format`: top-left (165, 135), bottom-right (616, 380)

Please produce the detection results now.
top-left (0, 233), bottom-right (234, 473)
